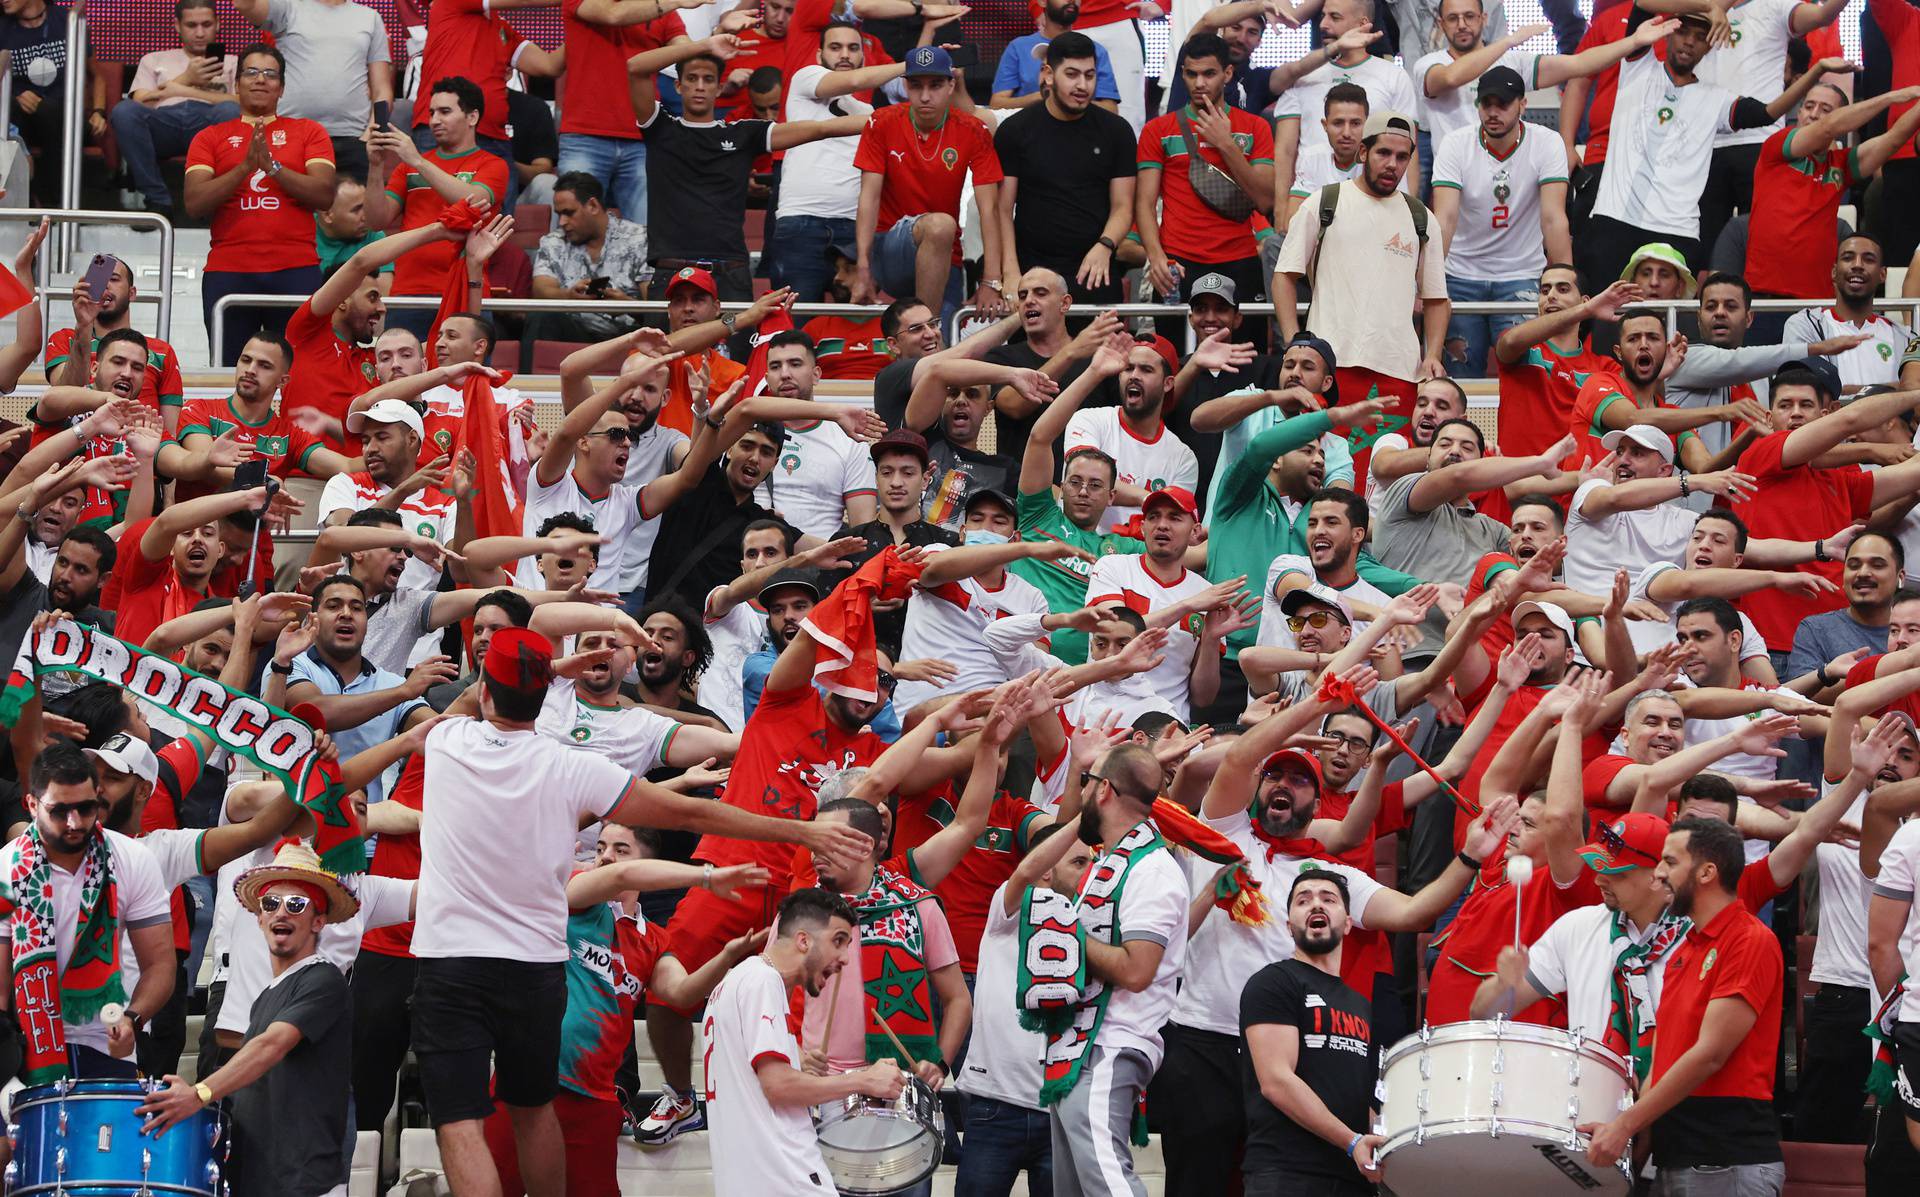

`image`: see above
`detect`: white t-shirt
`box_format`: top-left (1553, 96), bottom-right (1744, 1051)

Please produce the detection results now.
top-left (1694, 0), bottom-right (1799, 148)
top-left (1431, 121), bottom-right (1567, 283)
top-left (536, 677), bottom-right (682, 774)
top-left (1873, 819), bottom-right (1920, 1021)
top-left (1564, 478), bottom-right (1698, 600)
top-left (412, 717), bottom-right (637, 963)
top-left (1276, 55), bottom-right (1420, 156)
top-left (516, 467), bottom-right (643, 592)
top-left (318, 470), bottom-right (456, 592)
top-left (26, 538), bottom-right (53, 583)
top-left (1593, 51), bottom-right (1739, 240)
top-left (1255, 554), bottom-right (1385, 650)
top-left (778, 64), bottom-right (872, 221)
top-left (1627, 562), bottom-right (1773, 660)
top-left (1414, 48), bottom-right (1542, 150)
top-left (700, 592), bottom-right (767, 733)
top-left (958, 881), bottom-right (1046, 1109)
top-left (1090, 834), bottom-right (1190, 1070)
top-left (1525, 902), bottom-right (1679, 1043)
top-left (0, 830), bottom-right (171, 1055)
top-left (617, 423), bottom-right (689, 594)
top-left (1288, 142), bottom-right (1412, 199)
top-left (1781, 308), bottom-right (1905, 391)
top-left (1062, 408), bottom-right (1199, 534)
top-left (702, 955), bottom-right (834, 1197)
top-left (1171, 809), bottom-right (1381, 1036)
top-left (1085, 554), bottom-right (1215, 719)
top-left (894, 565), bottom-right (1050, 711)
top-left (767, 417), bottom-right (874, 540)
top-left (1810, 790), bottom-right (1872, 989)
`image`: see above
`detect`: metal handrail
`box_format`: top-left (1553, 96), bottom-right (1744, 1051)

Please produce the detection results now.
top-left (209, 296), bottom-right (890, 363)
top-left (1, 208), bottom-right (177, 342)
top-left (211, 290), bottom-right (1920, 369)
top-left (56, 13), bottom-right (86, 257)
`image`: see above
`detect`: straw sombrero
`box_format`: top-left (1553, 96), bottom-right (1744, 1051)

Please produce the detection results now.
top-left (234, 842), bottom-right (360, 920)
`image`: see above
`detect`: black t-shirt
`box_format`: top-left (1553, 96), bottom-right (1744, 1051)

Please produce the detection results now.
top-left (923, 438), bottom-right (1017, 534)
top-left (507, 88), bottom-right (559, 167)
top-left (646, 460), bottom-right (785, 609)
top-left (1170, 350), bottom-right (1279, 505)
top-left (994, 103), bottom-right (1136, 282)
top-left (642, 111), bottom-right (772, 262)
top-left (874, 356), bottom-right (918, 430)
top-left (839, 517), bottom-right (961, 655)
top-left (1240, 958), bottom-right (1376, 1182)
top-left (981, 340), bottom-right (1115, 468)
top-left (231, 957), bottom-right (352, 1197)
top-left (0, 6), bottom-right (69, 98)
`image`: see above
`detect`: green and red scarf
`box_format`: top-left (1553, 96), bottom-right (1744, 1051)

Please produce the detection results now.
top-left (1016, 819), bottom-right (1167, 1110)
top-left (0, 826), bottom-right (127, 1083)
top-left (1604, 909), bottom-right (1689, 1079)
top-left (846, 863), bottom-right (939, 1068)
top-left (1866, 976), bottom-right (1907, 1102)
top-left (3, 618), bottom-right (364, 872)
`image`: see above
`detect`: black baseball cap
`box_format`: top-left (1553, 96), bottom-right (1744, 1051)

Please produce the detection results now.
top-left (1772, 357), bottom-right (1842, 402)
top-left (964, 487), bottom-right (1018, 519)
top-left (759, 566), bottom-right (821, 606)
top-left (1478, 65), bottom-right (1527, 103)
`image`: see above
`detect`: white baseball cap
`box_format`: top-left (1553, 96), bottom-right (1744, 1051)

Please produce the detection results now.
top-left (1600, 425), bottom-right (1675, 463)
top-left (1511, 600), bottom-right (1576, 640)
top-left (86, 733), bottom-right (159, 786)
top-left (1280, 582), bottom-right (1353, 623)
top-left (345, 398), bottom-right (426, 440)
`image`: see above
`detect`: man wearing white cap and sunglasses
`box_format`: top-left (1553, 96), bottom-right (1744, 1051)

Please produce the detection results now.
top-left (320, 383), bottom-right (481, 594)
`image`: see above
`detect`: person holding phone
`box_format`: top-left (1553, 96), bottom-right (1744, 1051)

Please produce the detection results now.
top-left (112, 0), bottom-right (239, 218)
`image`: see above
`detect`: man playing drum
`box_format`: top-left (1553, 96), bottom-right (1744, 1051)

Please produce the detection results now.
top-left (1240, 867), bottom-right (1383, 1197)
top-left (703, 887), bottom-right (906, 1197)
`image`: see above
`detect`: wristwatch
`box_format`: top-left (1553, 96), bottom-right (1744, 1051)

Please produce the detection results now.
top-left (720, 312), bottom-right (737, 332)
top-left (911, 0), bottom-right (925, 12)
top-left (984, 279), bottom-right (1005, 295)
top-left (194, 1082), bottom-right (215, 1107)
top-left (1097, 236), bottom-right (1118, 252)
top-left (1813, 537), bottom-right (1831, 562)
top-left (265, 157), bottom-right (284, 176)
top-left (269, 659), bottom-right (294, 676)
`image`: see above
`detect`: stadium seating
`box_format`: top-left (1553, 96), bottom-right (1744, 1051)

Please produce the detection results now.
top-left (1782, 1139), bottom-right (1868, 1197)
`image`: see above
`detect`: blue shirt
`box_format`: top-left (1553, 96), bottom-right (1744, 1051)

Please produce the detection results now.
top-left (992, 32), bottom-right (1119, 102)
top-left (289, 649), bottom-right (425, 803)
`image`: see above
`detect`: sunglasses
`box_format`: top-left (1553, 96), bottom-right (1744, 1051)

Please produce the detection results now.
top-left (875, 669), bottom-right (896, 693)
top-left (1286, 611), bottom-right (1343, 632)
top-left (1079, 770), bottom-right (1109, 790)
top-left (43, 800), bottom-right (101, 822)
top-left (257, 894), bottom-right (315, 914)
top-left (586, 428), bottom-right (635, 446)
top-left (1596, 821), bottom-right (1659, 866)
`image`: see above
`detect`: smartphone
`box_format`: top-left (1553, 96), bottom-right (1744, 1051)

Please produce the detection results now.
top-left (82, 254), bottom-right (115, 305)
top-left (234, 458), bottom-right (269, 490)
top-left (206, 41), bottom-right (225, 60)
top-left (946, 44), bottom-right (980, 70)
top-left (373, 99), bottom-right (391, 132)
top-left (588, 276), bottom-right (610, 297)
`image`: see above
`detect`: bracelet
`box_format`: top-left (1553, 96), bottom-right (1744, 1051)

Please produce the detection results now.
top-left (269, 660), bottom-right (294, 676)
top-left (702, 862), bottom-right (714, 889)
top-left (1677, 470), bottom-right (1690, 499)
top-left (1457, 850), bottom-right (1482, 871)
top-left (1816, 665), bottom-right (1835, 687)
top-left (1097, 236), bottom-right (1117, 252)
top-left (1346, 1133), bottom-right (1363, 1158)
top-left (1813, 538), bottom-right (1830, 563)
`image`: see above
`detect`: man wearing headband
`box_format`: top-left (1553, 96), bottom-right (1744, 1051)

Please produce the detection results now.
top-left (139, 841), bottom-right (359, 1197)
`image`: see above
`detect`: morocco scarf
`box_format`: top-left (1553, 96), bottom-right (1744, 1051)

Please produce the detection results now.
top-left (0, 826), bottom-right (126, 1083)
top-left (1604, 910), bottom-right (1688, 1079)
top-left (1866, 976), bottom-right (1907, 1102)
top-left (845, 863), bottom-right (939, 1068)
top-left (1016, 819), bottom-right (1167, 1109)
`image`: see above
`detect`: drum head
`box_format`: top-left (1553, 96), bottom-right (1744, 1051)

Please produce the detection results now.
top-left (1380, 1125), bottom-right (1629, 1197)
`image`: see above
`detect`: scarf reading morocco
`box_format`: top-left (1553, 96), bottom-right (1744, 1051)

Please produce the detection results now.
top-left (0, 826), bottom-right (125, 1083)
top-left (1016, 819), bottom-right (1167, 1109)
top-left (1604, 911), bottom-right (1688, 1079)
top-left (2, 619), bottom-right (366, 873)
top-left (846, 864), bottom-right (938, 1067)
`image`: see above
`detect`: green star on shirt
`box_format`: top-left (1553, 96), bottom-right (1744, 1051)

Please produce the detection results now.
top-left (867, 955), bottom-right (930, 1022)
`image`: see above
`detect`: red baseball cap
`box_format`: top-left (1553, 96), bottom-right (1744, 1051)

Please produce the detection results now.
top-left (1134, 333), bottom-right (1180, 376)
top-left (482, 626), bottom-right (555, 696)
top-left (1142, 485), bottom-right (1200, 519)
top-left (1256, 747), bottom-right (1324, 794)
top-left (664, 266), bottom-right (719, 300)
top-left (1579, 812), bottom-right (1669, 875)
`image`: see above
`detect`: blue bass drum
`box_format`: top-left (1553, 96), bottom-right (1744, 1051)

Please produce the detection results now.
top-left (4, 1079), bottom-right (226, 1197)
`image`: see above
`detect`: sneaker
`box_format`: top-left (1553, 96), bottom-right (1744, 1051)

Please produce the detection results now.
top-left (633, 1087), bottom-right (705, 1145)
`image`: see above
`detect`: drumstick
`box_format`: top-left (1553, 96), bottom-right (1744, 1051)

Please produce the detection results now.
top-left (817, 966), bottom-right (845, 1053)
top-left (1507, 855), bottom-right (1534, 954)
top-left (872, 1006), bottom-right (917, 1069)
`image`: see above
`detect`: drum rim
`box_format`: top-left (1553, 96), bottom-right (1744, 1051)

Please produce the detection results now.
top-left (1379, 1022), bottom-right (1632, 1073)
top-left (1377, 1117), bottom-right (1626, 1165)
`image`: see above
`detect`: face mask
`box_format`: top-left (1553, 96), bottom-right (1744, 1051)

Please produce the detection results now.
top-left (963, 530), bottom-right (1010, 546)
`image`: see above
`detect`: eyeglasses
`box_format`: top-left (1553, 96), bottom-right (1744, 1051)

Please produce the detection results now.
top-left (1062, 475), bottom-right (1110, 493)
top-left (1286, 611), bottom-right (1343, 632)
top-left (1321, 732), bottom-right (1373, 753)
top-left (239, 67), bottom-right (281, 80)
top-left (258, 894), bottom-right (314, 914)
top-left (897, 318), bottom-right (937, 337)
top-left (1079, 770), bottom-right (1109, 791)
top-left (586, 428), bottom-right (635, 445)
top-left (1596, 821), bottom-right (1659, 866)
top-left (43, 800), bottom-right (101, 822)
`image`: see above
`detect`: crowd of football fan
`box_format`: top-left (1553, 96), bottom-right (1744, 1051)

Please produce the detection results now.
top-left (7, 0), bottom-right (1920, 1193)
